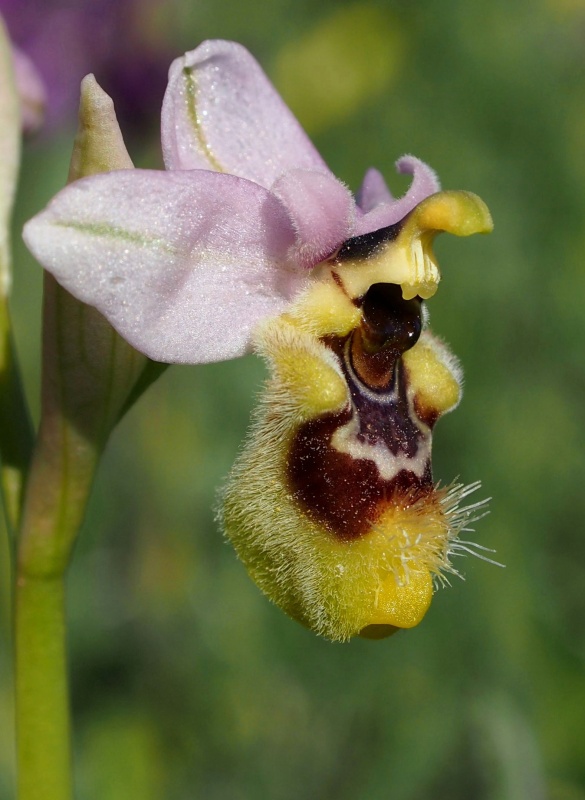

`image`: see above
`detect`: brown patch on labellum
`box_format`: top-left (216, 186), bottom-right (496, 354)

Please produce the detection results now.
top-left (345, 356), bottom-right (423, 457)
top-left (413, 398), bottom-right (439, 430)
top-left (349, 330), bottom-right (395, 390)
top-left (288, 422), bottom-right (433, 541)
top-left (287, 276), bottom-right (436, 541)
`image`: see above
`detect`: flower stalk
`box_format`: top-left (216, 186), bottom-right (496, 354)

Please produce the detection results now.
top-left (15, 575), bottom-right (72, 800)
top-left (14, 74), bottom-right (152, 799)
top-left (14, 275), bottom-right (113, 800)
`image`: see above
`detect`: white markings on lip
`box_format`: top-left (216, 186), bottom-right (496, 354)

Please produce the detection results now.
top-left (330, 338), bottom-right (431, 482)
top-left (331, 414), bottom-right (430, 481)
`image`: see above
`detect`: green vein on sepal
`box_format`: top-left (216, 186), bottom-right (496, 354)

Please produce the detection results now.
top-left (53, 220), bottom-right (176, 252)
top-left (182, 65), bottom-right (224, 172)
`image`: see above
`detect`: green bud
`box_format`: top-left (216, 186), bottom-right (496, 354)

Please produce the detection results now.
top-left (20, 77), bottom-right (164, 575)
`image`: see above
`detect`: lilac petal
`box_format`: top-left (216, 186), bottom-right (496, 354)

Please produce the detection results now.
top-left (161, 40), bottom-right (330, 187)
top-left (23, 170), bottom-right (305, 364)
top-left (272, 169), bottom-right (355, 268)
top-left (396, 154), bottom-right (440, 198)
top-left (354, 155), bottom-right (441, 236)
top-left (356, 168), bottom-right (394, 212)
top-left (12, 44), bottom-right (46, 133)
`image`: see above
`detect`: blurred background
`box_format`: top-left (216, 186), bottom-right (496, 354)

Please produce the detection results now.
top-left (2, 0), bottom-right (585, 797)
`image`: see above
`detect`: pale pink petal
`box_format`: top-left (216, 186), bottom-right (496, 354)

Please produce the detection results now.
top-left (272, 169), bottom-right (355, 269)
top-left (161, 40), bottom-right (330, 186)
top-left (23, 170), bottom-right (306, 364)
top-left (356, 168), bottom-right (394, 212)
top-left (11, 45), bottom-right (46, 134)
top-left (353, 155), bottom-right (441, 236)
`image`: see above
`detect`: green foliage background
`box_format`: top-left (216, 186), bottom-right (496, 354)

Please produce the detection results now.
top-left (3, 0), bottom-right (585, 797)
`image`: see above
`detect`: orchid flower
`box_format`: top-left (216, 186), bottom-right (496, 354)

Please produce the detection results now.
top-left (11, 43), bottom-right (45, 133)
top-left (0, 0), bottom-right (171, 132)
top-left (24, 40), bottom-right (493, 641)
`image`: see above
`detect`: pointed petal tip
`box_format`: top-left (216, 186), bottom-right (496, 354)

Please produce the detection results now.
top-left (69, 73), bottom-right (133, 181)
top-left (79, 73), bottom-right (110, 108)
top-left (353, 156), bottom-right (442, 237)
top-left (356, 167), bottom-right (394, 212)
top-left (395, 154), bottom-right (441, 194)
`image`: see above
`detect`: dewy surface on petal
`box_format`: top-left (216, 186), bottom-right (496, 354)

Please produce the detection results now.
top-left (354, 155), bottom-right (441, 236)
top-left (23, 170), bottom-right (304, 364)
top-left (272, 169), bottom-right (355, 269)
top-left (161, 40), bottom-right (330, 186)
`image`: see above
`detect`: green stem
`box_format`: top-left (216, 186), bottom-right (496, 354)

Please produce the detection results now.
top-left (14, 400), bottom-right (101, 800)
top-left (13, 281), bottom-right (104, 799)
top-left (15, 574), bottom-right (72, 800)
top-left (12, 268), bottom-right (148, 798)
top-left (0, 295), bottom-right (34, 536)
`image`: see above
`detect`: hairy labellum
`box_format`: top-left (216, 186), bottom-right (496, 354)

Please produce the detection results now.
top-left (221, 191), bottom-right (493, 641)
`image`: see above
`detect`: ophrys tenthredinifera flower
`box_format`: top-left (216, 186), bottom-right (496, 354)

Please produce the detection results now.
top-left (24, 40), bottom-right (494, 641)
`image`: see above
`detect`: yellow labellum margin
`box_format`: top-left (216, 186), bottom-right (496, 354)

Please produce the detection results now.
top-left (220, 191), bottom-right (493, 642)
